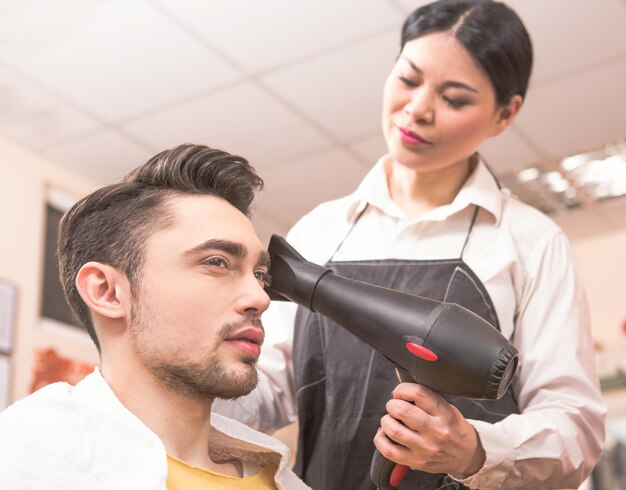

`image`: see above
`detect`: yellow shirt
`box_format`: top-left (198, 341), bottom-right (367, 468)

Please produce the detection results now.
top-left (166, 455), bottom-right (278, 490)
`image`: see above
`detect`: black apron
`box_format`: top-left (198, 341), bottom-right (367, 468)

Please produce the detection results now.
top-left (293, 205), bottom-right (519, 490)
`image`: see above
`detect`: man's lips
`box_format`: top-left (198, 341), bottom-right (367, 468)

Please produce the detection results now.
top-left (225, 327), bottom-right (264, 357)
top-left (226, 327), bottom-right (265, 345)
top-left (396, 126), bottom-right (433, 145)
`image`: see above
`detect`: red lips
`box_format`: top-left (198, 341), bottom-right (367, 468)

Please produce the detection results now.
top-left (397, 126), bottom-right (432, 146)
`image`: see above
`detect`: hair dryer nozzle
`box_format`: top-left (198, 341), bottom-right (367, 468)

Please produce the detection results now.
top-left (267, 235), bottom-right (331, 308)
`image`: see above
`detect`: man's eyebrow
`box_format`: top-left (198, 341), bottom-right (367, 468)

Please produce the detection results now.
top-left (184, 239), bottom-right (271, 269)
top-left (401, 57), bottom-right (479, 93)
top-left (257, 250), bottom-right (271, 269)
top-left (184, 239), bottom-right (247, 258)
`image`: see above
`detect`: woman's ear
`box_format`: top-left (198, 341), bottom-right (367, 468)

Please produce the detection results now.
top-left (491, 94), bottom-right (523, 136)
top-left (75, 262), bottom-right (129, 321)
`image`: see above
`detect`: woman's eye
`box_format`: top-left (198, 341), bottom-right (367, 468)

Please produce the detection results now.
top-left (255, 271), bottom-right (272, 289)
top-left (204, 257), bottom-right (229, 269)
top-left (443, 96), bottom-right (467, 108)
top-left (398, 76), bottom-right (419, 88)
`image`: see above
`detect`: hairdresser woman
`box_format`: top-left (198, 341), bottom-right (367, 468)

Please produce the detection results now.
top-left (214, 1), bottom-right (606, 488)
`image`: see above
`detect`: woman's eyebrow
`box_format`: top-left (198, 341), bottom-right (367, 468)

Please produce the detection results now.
top-left (401, 57), bottom-right (422, 75)
top-left (400, 57), bottom-right (479, 93)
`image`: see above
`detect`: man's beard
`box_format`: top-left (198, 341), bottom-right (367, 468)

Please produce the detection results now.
top-left (148, 349), bottom-right (259, 401)
top-left (129, 300), bottom-right (261, 401)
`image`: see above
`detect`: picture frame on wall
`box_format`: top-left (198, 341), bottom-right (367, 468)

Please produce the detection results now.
top-left (0, 279), bottom-right (17, 353)
top-left (41, 188), bottom-right (81, 330)
top-left (0, 354), bottom-right (10, 410)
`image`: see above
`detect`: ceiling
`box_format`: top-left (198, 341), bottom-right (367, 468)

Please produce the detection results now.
top-left (0, 0), bottom-right (625, 243)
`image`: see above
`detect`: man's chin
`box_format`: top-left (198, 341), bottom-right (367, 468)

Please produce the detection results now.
top-left (214, 375), bottom-right (258, 400)
top-left (220, 362), bottom-right (259, 398)
top-left (148, 357), bottom-right (259, 400)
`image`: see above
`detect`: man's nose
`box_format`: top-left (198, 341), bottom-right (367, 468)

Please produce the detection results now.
top-left (237, 276), bottom-right (271, 317)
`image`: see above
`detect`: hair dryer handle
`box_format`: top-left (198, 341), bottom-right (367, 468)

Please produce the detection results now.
top-left (371, 447), bottom-right (409, 489)
top-left (370, 367), bottom-right (415, 489)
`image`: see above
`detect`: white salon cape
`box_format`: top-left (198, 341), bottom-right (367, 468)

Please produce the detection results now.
top-left (0, 368), bottom-right (308, 490)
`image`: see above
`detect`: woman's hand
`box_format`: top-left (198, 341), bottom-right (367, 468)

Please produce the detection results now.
top-left (373, 382), bottom-right (486, 478)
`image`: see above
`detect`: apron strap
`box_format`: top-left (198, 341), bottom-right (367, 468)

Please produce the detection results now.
top-left (460, 205), bottom-right (480, 260)
top-left (327, 203), bottom-right (369, 263)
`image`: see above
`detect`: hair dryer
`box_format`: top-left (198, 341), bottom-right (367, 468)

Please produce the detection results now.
top-left (266, 235), bottom-right (519, 489)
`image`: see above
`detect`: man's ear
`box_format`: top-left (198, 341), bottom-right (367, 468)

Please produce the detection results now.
top-left (491, 94), bottom-right (523, 137)
top-left (75, 262), bottom-right (129, 321)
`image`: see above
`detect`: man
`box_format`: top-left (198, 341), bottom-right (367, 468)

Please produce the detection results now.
top-left (0, 144), bottom-right (309, 489)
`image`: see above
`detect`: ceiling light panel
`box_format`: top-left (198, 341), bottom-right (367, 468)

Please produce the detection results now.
top-left (500, 141), bottom-right (626, 215)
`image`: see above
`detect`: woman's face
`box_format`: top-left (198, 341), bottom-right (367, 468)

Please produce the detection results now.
top-left (382, 31), bottom-right (517, 173)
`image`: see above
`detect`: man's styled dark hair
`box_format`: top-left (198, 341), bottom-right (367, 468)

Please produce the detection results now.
top-left (57, 143), bottom-right (263, 352)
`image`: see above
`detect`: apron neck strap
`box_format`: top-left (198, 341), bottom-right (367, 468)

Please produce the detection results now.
top-left (328, 203), bottom-right (369, 263)
top-left (460, 205), bottom-right (480, 259)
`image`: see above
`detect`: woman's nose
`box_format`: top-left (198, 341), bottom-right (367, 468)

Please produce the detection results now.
top-left (404, 91), bottom-right (435, 125)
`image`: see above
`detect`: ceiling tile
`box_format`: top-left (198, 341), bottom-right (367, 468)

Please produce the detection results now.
top-left (507, 0), bottom-right (626, 82)
top-left (1, 108), bottom-right (101, 152)
top-left (0, 0), bottom-right (242, 121)
top-left (515, 59), bottom-right (626, 161)
top-left (44, 130), bottom-right (156, 184)
top-left (478, 125), bottom-right (546, 175)
top-left (123, 82), bottom-right (331, 170)
top-left (0, 0), bottom-right (622, 244)
top-left (262, 30), bottom-right (398, 142)
top-left (154, 0), bottom-right (403, 72)
top-left (255, 148), bottom-right (368, 228)
top-left (0, 66), bottom-right (44, 123)
top-left (0, 65), bottom-right (99, 148)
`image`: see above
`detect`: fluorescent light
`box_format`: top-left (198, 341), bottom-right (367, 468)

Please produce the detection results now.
top-left (498, 140), bottom-right (626, 214)
top-left (517, 167), bottom-right (541, 182)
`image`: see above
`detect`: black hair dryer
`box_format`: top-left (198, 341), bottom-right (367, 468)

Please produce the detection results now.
top-left (266, 235), bottom-right (519, 490)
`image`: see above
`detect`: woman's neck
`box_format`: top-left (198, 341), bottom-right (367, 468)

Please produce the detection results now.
top-left (386, 156), bottom-right (474, 220)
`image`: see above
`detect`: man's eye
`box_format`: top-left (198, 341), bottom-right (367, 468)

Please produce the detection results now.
top-left (204, 257), bottom-right (229, 269)
top-left (255, 271), bottom-right (272, 288)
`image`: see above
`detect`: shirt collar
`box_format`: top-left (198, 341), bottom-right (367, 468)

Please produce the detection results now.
top-left (345, 154), bottom-right (504, 225)
top-left (456, 156), bottom-right (504, 225)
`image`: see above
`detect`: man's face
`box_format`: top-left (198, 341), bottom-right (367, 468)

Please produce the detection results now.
top-left (128, 194), bottom-right (271, 401)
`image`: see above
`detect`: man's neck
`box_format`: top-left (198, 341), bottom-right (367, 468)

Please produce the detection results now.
top-left (100, 361), bottom-right (242, 476)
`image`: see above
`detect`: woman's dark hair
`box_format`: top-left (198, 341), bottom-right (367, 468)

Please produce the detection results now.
top-left (401, 0), bottom-right (533, 106)
top-left (57, 144), bottom-right (263, 352)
